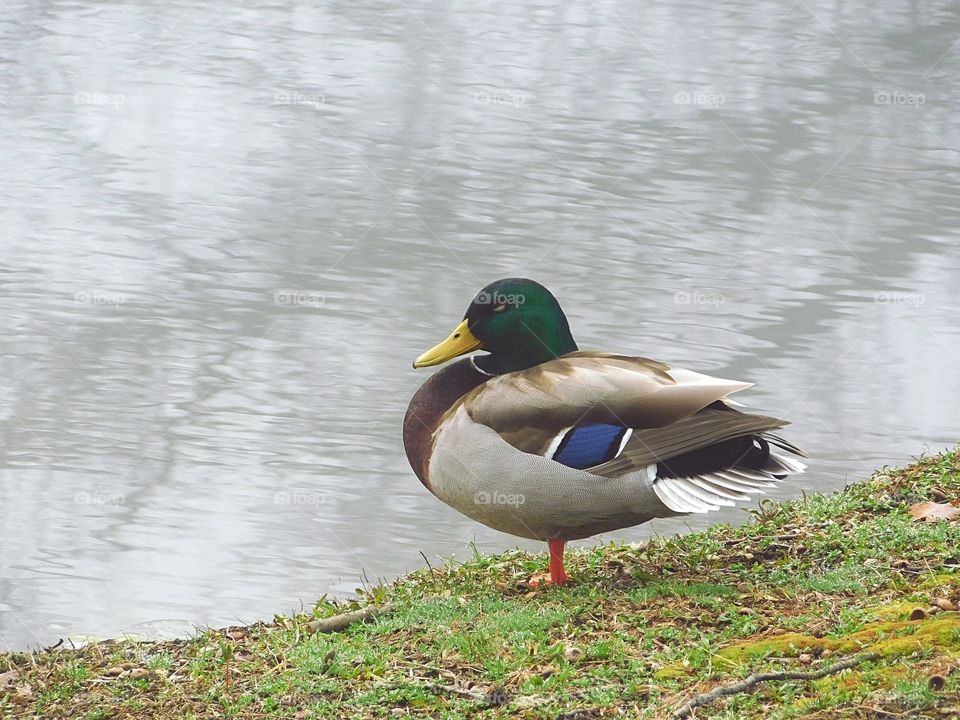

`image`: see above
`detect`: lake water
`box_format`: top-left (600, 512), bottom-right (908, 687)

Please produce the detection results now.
top-left (1, 0), bottom-right (958, 649)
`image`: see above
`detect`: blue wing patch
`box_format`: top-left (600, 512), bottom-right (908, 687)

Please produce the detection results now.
top-left (551, 423), bottom-right (631, 470)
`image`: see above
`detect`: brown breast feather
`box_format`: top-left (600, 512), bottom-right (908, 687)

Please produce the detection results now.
top-left (403, 359), bottom-right (488, 490)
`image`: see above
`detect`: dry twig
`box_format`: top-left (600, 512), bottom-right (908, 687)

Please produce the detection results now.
top-left (307, 603), bottom-right (394, 634)
top-left (672, 652), bottom-right (879, 718)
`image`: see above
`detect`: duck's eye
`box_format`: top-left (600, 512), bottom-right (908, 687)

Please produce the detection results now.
top-left (493, 304), bottom-right (507, 313)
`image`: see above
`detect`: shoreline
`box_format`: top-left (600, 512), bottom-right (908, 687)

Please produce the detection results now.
top-left (2, 448), bottom-right (958, 719)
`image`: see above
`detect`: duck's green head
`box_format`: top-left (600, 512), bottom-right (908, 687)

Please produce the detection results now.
top-left (414, 278), bottom-right (579, 375)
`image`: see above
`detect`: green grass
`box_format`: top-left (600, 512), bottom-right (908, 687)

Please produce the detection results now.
top-left (2, 449), bottom-right (959, 718)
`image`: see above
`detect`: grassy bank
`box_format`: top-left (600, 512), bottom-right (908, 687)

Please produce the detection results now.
top-left (3, 450), bottom-right (960, 719)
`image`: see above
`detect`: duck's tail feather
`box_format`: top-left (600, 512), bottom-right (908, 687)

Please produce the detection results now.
top-left (651, 434), bottom-right (806, 514)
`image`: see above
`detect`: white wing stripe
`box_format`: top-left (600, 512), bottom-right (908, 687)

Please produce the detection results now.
top-left (545, 426), bottom-right (572, 459)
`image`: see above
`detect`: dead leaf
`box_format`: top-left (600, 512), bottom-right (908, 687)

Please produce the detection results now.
top-left (932, 598), bottom-right (956, 611)
top-left (908, 501), bottom-right (960, 522)
top-left (0, 670), bottom-right (19, 690)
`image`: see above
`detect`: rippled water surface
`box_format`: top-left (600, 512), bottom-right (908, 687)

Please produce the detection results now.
top-left (1, 0), bottom-right (958, 648)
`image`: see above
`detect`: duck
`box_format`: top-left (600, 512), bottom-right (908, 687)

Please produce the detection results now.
top-left (403, 278), bottom-right (806, 586)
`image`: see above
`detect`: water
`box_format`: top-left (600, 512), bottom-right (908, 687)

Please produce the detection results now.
top-left (1, 0), bottom-right (958, 650)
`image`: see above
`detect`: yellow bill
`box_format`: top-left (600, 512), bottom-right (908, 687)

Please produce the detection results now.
top-left (413, 319), bottom-right (484, 368)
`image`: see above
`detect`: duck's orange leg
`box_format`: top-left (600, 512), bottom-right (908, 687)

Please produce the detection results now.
top-left (548, 538), bottom-right (569, 585)
top-left (527, 539), bottom-right (572, 587)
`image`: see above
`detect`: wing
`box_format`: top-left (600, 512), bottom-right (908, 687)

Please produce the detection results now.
top-left (589, 407), bottom-right (793, 476)
top-left (461, 351), bottom-right (752, 454)
top-left (451, 351), bottom-right (807, 521)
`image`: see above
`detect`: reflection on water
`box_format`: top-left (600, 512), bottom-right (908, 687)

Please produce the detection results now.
top-left (1, 0), bottom-right (958, 648)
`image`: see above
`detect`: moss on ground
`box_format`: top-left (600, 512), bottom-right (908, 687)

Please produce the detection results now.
top-left (714, 613), bottom-right (960, 666)
top-left (2, 449), bottom-right (960, 719)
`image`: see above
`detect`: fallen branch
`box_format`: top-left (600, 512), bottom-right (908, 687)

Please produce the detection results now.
top-left (307, 603), bottom-right (393, 634)
top-left (672, 652), bottom-right (879, 718)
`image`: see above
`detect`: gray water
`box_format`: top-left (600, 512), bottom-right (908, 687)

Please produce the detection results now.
top-left (1, 0), bottom-right (958, 650)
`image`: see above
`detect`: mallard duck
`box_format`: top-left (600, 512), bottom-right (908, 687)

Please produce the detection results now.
top-left (403, 278), bottom-right (806, 586)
